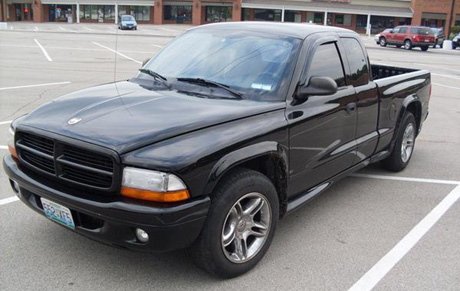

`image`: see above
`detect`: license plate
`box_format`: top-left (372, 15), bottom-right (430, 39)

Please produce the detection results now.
top-left (425, 40), bottom-right (430, 42)
top-left (41, 198), bottom-right (75, 229)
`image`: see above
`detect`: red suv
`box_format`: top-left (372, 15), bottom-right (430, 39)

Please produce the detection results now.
top-left (379, 26), bottom-right (436, 51)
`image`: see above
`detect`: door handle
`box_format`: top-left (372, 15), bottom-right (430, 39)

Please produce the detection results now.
top-left (346, 103), bottom-right (356, 114)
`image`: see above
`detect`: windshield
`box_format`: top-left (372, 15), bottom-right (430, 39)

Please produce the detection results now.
top-left (141, 29), bottom-right (301, 101)
top-left (122, 16), bottom-right (134, 21)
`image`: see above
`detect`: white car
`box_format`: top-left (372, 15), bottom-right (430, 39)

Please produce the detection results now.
top-left (375, 28), bottom-right (393, 44)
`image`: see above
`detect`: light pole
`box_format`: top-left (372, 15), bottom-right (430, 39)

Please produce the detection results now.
top-left (447, 0), bottom-right (457, 38)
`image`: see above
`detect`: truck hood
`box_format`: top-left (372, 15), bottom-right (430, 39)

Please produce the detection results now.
top-left (19, 81), bottom-right (284, 153)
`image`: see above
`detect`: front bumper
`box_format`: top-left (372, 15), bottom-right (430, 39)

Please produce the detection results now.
top-left (3, 154), bottom-right (210, 252)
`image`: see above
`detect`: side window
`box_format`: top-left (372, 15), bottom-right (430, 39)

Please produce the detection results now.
top-left (308, 43), bottom-right (346, 88)
top-left (393, 27), bottom-right (400, 33)
top-left (399, 27), bottom-right (407, 33)
top-left (341, 38), bottom-right (369, 87)
top-left (410, 28), bottom-right (418, 34)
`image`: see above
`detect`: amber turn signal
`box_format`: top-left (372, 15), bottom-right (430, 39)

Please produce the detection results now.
top-left (121, 187), bottom-right (190, 203)
top-left (8, 145), bottom-right (18, 160)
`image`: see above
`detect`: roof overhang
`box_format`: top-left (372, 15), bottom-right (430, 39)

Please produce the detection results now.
top-left (241, 0), bottom-right (413, 18)
top-left (39, 0), bottom-right (154, 6)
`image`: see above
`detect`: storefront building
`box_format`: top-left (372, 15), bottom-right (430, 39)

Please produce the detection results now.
top-left (1, 0), bottom-right (459, 36)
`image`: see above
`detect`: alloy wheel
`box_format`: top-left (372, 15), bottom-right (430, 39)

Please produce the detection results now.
top-left (401, 123), bottom-right (415, 163)
top-left (221, 192), bottom-right (271, 264)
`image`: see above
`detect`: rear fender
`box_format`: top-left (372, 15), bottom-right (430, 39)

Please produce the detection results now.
top-left (389, 95), bottom-right (421, 151)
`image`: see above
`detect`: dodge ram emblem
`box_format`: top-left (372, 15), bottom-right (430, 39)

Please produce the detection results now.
top-left (67, 117), bottom-right (82, 125)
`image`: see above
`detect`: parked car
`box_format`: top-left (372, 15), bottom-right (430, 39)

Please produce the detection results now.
top-left (453, 33), bottom-right (460, 49)
top-left (118, 15), bottom-right (137, 30)
top-left (379, 25), bottom-right (436, 51)
top-left (430, 27), bottom-right (445, 48)
top-left (4, 23), bottom-right (431, 278)
top-left (374, 28), bottom-right (393, 44)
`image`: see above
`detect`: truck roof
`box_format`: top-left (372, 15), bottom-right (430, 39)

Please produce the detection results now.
top-left (191, 22), bottom-right (356, 39)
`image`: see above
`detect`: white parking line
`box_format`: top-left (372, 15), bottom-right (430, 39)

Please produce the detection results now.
top-left (351, 174), bottom-right (460, 185)
top-left (34, 39), bottom-right (53, 62)
top-left (151, 44), bottom-right (164, 49)
top-left (432, 73), bottom-right (460, 80)
top-left (33, 26), bottom-right (38, 32)
top-left (349, 185), bottom-right (460, 291)
top-left (83, 26), bottom-right (94, 32)
top-left (58, 26), bottom-right (66, 32)
top-left (0, 196), bottom-right (19, 206)
top-left (92, 41), bottom-right (142, 64)
top-left (0, 120), bottom-right (12, 125)
top-left (0, 81), bottom-right (71, 91)
top-left (432, 83), bottom-right (460, 90)
top-left (0, 145), bottom-right (8, 150)
top-left (422, 63), bottom-right (460, 74)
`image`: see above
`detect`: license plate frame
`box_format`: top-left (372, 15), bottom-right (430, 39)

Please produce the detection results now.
top-left (41, 198), bottom-right (75, 229)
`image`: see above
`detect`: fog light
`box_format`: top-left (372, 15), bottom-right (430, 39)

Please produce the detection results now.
top-left (10, 180), bottom-right (20, 194)
top-left (135, 228), bottom-right (149, 243)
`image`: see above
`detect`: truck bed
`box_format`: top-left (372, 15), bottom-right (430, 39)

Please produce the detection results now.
top-left (371, 64), bottom-right (418, 80)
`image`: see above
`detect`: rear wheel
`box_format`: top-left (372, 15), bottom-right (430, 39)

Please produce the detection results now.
top-left (189, 168), bottom-right (279, 278)
top-left (404, 40), bottom-right (413, 50)
top-left (381, 112), bottom-right (416, 172)
top-left (421, 46), bottom-right (429, 51)
top-left (379, 37), bottom-right (387, 47)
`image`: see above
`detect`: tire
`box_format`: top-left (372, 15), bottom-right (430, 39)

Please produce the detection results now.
top-left (396, 45), bottom-right (401, 48)
top-left (189, 168), bottom-right (279, 278)
top-left (421, 46), bottom-right (429, 51)
top-left (379, 37), bottom-right (387, 47)
top-left (381, 112), bottom-right (416, 172)
top-left (404, 40), bottom-right (413, 50)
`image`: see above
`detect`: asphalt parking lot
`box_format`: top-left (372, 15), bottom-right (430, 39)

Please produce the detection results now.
top-left (1, 23), bottom-right (460, 290)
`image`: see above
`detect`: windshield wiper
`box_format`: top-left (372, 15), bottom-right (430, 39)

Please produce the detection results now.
top-left (177, 78), bottom-right (243, 99)
top-left (139, 69), bottom-right (170, 88)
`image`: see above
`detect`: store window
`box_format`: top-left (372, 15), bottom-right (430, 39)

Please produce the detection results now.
top-left (242, 8), bottom-right (250, 21)
top-left (131, 6), bottom-right (150, 21)
top-left (334, 14), bottom-right (351, 26)
top-left (370, 16), bottom-right (395, 34)
top-left (118, 6), bottom-right (127, 16)
top-left (306, 12), bottom-right (323, 24)
top-left (421, 12), bottom-right (446, 28)
top-left (356, 15), bottom-right (367, 30)
top-left (205, 6), bottom-right (232, 22)
top-left (455, 14), bottom-right (460, 26)
top-left (80, 5), bottom-right (114, 22)
top-left (398, 18), bottom-right (411, 26)
top-left (164, 5), bottom-right (192, 23)
top-left (285, 10), bottom-right (301, 23)
top-left (254, 9), bottom-right (281, 22)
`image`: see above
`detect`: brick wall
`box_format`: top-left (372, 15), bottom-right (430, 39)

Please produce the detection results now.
top-left (412, 0), bottom-right (460, 35)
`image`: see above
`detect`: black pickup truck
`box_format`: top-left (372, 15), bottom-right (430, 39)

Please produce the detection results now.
top-left (4, 23), bottom-right (430, 278)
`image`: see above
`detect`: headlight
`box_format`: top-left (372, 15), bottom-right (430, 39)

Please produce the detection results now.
top-left (121, 167), bottom-right (190, 202)
top-left (7, 126), bottom-right (18, 160)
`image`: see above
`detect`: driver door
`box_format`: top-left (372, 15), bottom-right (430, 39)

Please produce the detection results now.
top-left (287, 40), bottom-right (357, 196)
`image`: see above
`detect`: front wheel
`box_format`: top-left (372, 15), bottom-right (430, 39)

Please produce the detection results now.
top-left (189, 168), bottom-right (279, 278)
top-left (421, 46), bottom-right (429, 51)
top-left (380, 37), bottom-right (387, 47)
top-left (404, 40), bottom-right (413, 50)
top-left (381, 112), bottom-right (416, 172)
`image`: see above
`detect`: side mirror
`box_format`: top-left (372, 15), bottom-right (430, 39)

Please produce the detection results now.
top-left (295, 76), bottom-right (338, 102)
top-left (142, 58), bottom-right (151, 67)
